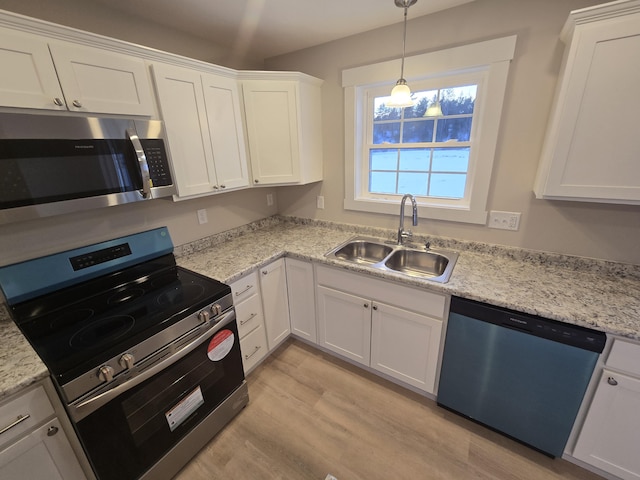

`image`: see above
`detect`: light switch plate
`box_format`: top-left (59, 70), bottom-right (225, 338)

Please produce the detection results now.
top-left (197, 209), bottom-right (208, 225)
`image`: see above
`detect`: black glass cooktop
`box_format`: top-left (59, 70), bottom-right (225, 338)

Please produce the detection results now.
top-left (9, 254), bottom-right (230, 380)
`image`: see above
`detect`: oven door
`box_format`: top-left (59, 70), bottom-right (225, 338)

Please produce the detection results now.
top-left (72, 309), bottom-right (245, 480)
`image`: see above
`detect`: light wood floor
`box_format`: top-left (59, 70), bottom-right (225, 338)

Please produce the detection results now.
top-left (174, 339), bottom-right (604, 480)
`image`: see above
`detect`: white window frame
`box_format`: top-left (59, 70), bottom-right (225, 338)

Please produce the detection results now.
top-left (343, 35), bottom-right (517, 224)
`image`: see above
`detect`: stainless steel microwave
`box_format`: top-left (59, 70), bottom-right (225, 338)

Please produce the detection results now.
top-left (0, 113), bottom-right (175, 225)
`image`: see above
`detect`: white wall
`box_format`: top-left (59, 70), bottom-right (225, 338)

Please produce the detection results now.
top-left (0, 188), bottom-right (278, 266)
top-left (265, 0), bottom-right (640, 265)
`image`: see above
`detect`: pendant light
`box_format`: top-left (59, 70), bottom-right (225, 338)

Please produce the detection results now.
top-left (387, 0), bottom-right (417, 108)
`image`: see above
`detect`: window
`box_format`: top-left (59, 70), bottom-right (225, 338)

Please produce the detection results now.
top-left (343, 36), bottom-right (516, 224)
top-left (370, 84), bottom-right (477, 198)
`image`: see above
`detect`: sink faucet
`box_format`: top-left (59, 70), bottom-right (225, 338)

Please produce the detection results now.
top-left (397, 194), bottom-right (418, 245)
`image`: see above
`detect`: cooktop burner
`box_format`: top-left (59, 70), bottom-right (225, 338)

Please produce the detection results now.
top-left (10, 257), bottom-right (230, 383)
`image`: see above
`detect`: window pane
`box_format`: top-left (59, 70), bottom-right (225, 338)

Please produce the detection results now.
top-left (432, 148), bottom-right (469, 172)
top-left (370, 171), bottom-right (397, 194)
top-left (398, 173), bottom-right (428, 195)
top-left (429, 173), bottom-right (467, 198)
top-left (373, 122), bottom-right (401, 144)
top-left (440, 85), bottom-right (477, 115)
top-left (370, 149), bottom-right (398, 170)
top-left (399, 148), bottom-right (430, 171)
top-left (435, 117), bottom-right (473, 142)
top-left (402, 120), bottom-right (434, 143)
top-left (374, 97), bottom-right (401, 121)
top-left (405, 90), bottom-right (438, 118)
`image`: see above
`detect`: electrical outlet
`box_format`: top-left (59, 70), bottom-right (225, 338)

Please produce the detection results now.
top-left (317, 195), bottom-right (325, 209)
top-left (488, 210), bottom-right (521, 231)
top-left (196, 209), bottom-right (208, 225)
top-left (266, 193), bottom-right (274, 206)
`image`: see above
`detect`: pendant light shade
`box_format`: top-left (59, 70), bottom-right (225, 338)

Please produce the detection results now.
top-left (387, 0), bottom-right (417, 108)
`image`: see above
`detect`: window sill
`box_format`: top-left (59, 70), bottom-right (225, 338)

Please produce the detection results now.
top-left (344, 197), bottom-right (488, 225)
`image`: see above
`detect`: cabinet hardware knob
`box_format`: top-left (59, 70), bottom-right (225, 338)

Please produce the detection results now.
top-left (220, 185), bottom-right (226, 189)
top-left (372, 305), bottom-right (378, 311)
top-left (53, 97), bottom-right (64, 106)
top-left (72, 100), bottom-right (82, 108)
top-left (262, 270), bottom-right (268, 275)
top-left (364, 303), bottom-right (369, 308)
top-left (254, 179), bottom-right (259, 183)
top-left (607, 376), bottom-right (618, 386)
top-left (47, 425), bottom-right (59, 437)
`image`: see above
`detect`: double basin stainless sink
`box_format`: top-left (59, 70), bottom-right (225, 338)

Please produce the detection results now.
top-left (325, 236), bottom-right (458, 283)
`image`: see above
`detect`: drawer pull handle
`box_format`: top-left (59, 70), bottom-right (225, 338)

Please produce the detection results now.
top-left (240, 313), bottom-right (258, 325)
top-left (234, 285), bottom-right (253, 297)
top-left (607, 376), bottom-right (618, 386)
top-left (245, 345), bottom-right (261, 360)
top-left (0, 414), bottom-right (31, 435)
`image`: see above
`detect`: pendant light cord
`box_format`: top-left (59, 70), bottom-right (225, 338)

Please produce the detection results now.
top-left (399, 5), bottom-right (408, 82)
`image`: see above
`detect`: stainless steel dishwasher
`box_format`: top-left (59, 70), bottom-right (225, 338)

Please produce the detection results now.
top-left (437, 296), bottom-right (606, 457)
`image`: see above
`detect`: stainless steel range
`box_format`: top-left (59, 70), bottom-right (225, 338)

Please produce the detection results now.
top-left (0, 227), bottom-right (248, 480)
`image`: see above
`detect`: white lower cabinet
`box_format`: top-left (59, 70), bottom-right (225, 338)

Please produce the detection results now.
top-left (573, 338), bottom-right (640, 480)
top-left (371, 302), bottom-right (442, 393)
top-left (316, 265), bottom-right (446, 394)
top-left (230, 270), bottom-right (268, 374)
top-left (0, 381), bottom-right (87, 480)
top-left (317, 285), bottom-right (372, 365)
top-left (285, 258), bottom-right (317, 344)
top-left (259, 258), bottom-right (291, 350)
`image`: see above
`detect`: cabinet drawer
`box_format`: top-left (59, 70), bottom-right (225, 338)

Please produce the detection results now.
top-left (316, 265), bottom-right (446, 319)
top-left (236, 294), bottom-right (264, 338)
top-left (229, 271), bottom-right (259, 305)
top-left (0, 386), bottom-right (54, 448)
top-left (240, 324), bottom-right (268, 374)
top-left (607, 339), bottom-right (640, 377)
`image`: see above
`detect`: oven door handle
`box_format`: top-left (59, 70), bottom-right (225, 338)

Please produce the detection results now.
top-left (70, 310), bottom-right (236, 422)
top-left (127, 127), bottom-right (152, 199)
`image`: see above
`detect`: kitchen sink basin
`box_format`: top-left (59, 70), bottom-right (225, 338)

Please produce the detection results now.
top-left (332, 239), bottom-right (393, 264)
top-left (384, 249), bottom-right (450, 278)
top-left (325, 236), bottom-right (458, 283)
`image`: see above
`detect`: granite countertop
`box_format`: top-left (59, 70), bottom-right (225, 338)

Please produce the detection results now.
top-left (0, 303), bottom-right (49, 401)
top-left (177, 218), bottom-right (640, 340)
top-left (3, 216), bottom-right (640, 400)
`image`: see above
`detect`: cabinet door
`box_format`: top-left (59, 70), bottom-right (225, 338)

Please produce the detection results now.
top-left (48, 42), bottom-right (153, 116)
top-left (573, 369), bottom-right (640, 480)
top-left (242, 80), bottom-right (301, 185)
top-left (0, 419), bottom-right (86, 480)
top-left (152, 63), bottom-right (218, 197)
top-left (370, 302), bottom-right (442, 393)
top-left (201, 73), bottom-right (250, 191)
top-left (285, 258), bottom-right (317, 343)
top-left (316, 285), bottom-right (371, 366)
top-left (0, 28), bottom-right (66, 110)
top-left (536, 11), bottom-right (640, 204)
top-left (259, 259), bottom-right (291, 350)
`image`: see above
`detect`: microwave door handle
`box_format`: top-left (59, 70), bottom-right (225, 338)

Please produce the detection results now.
top-left (126, 128), bottom-right (151, 199)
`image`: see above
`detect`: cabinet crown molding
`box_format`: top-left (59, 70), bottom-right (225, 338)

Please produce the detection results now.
top-left (561, 0), bottom-right (640, 42)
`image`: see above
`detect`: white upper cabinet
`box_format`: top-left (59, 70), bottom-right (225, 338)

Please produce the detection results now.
top-left (48, 42), bottom-right (154, 116)
top-left (151, 63), bottom-right (249, 198)
top-left (0, 27), bottom-right (65, 110)
top-left (0, 26), bottom-right (154, 116)
top-left (241, 73), bottom-right (323, 186)
top-left (534, 1), bottom-right (640, 204)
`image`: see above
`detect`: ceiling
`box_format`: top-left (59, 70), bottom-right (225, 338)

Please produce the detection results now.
top-left (89, 0), bottom-right (475, 61)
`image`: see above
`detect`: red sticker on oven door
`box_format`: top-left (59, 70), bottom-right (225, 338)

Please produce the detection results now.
top-left (207, 329), bottom-right (234, 361)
